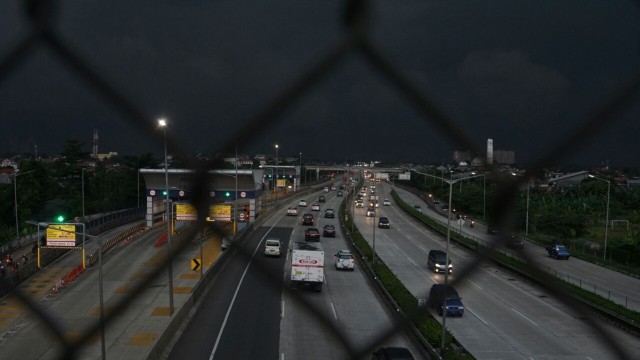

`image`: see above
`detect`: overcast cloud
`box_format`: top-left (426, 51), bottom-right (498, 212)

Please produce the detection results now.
top-left (1, 0), bottom-right (639, 167)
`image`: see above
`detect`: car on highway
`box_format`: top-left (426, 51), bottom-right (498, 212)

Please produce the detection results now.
top-left (286, 207), bottom-right (298, 216)
top-left (324, 208), bottom-right (335, 218)
top-left (369, 200), bottom-right (379, 208)
top-left (414, 205), bottom-right (422, 213)
top-left (334, 250), bottom-right (355, 271)
top-left (383, 199), bottom-right (391, 206)
top-left (319, 195), bottom-right (326, 203)
top-left (299, 199), bottom-right (307, 207)
top-left (355, 200), bottom-right (364, 208)
top-left (264, 238), bottom-right (281, 257)
top-left (323, 224), bottom-right (336, 237)
top-left (336, 190), bottom-right (343, 197)
top-left (323, 186), bottom-right (329, 192)
top-left (428, 284), bottom-right (464, 317)
top-left (427, 249), bottom-right (452, 274)
top-left (305, 227), bottom-right (320, 242)
top-left (371, 347), bottom-right (416, 360)
top-left (378, 216), bottom-right (390, 229)
top-left (302, 213), bottom-right (314, 225)
top-left (487, 224), bottom-right (498, 235)
top-left (311, 203), bottom-right (321, 211)
top-left (546, 243), bottom-right (570, 259)
top-left (366, 208), bottom-right (375, 217)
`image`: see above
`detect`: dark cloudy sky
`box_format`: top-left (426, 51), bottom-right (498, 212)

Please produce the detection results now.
top-left (1, 1), bottom-right (639, 167)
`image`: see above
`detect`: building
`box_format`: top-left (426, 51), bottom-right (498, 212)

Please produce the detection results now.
top-left (494, 150), bottom-right (515, 165)
top-left (453, 150), bottom-right (471, 163)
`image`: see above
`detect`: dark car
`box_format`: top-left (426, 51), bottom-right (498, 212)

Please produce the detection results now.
top-left (302, 213), bottom-right (314, 226)
top-left (371, 347), bottom-right (416, 360)
top-left (427, 249), bottom-right (452, 273)
top-left (305, 227), bottom-right (320, 242)
top-left (324, 208), bottom-right (335, 218)
top-left (428, 284), bottom-right (464, 317)
top-left (323, 224), bottom-right (336, 237)
top-left (487, 224), bottom-right (498, 235)
top-left (378, 216), bottom-right (390, 229)
top-left (336, 190), bottom-right (343, 197)
top-left (319, 195), bottom-right (326, 203)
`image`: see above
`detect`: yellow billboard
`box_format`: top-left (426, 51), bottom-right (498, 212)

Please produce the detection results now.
top-left (208, 204), bottom-right (232, 221)
top-left (176, 203), bottom-right (198, 221)
top-left (46, 224), bottom-right (77, 247)
top-left (277, 179), bottom-right (287, 187)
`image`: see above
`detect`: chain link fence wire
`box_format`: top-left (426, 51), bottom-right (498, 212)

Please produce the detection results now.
top-left (1, 0), bottom-right (639, 359)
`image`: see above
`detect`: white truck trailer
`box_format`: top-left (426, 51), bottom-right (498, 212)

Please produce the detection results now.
top-left (290, 242), bottom-right (324, 292)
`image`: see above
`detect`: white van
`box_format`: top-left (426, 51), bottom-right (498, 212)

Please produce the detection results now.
top-left (264, 238), bottom-right (281, 257)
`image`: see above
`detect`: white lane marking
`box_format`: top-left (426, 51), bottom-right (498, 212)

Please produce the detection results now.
top-left (511, 308), bottom-right (539, 326)
top-left (469, 279), bottom-right (483, 290)
top-left (281, 300), bottom-right (285, 319)
top-left (330, 302), bottom-right (338, 320)
top-left (209, 223), bottom-right (279, 360)
top-left (466, 307), bottom-right (488, 325)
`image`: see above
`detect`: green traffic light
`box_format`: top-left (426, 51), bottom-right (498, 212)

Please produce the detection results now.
top-left (225, 192), bottom-right (231, 197)
top-left (56, 215), bottom-right (65, 222)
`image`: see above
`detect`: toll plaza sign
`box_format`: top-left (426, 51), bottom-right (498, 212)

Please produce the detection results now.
top-left (46, 225), bottom-right (77, 247)
top-left (207, 204), bottom-right (232, 222)
top-left (176, 203), bottom-right (198, 221)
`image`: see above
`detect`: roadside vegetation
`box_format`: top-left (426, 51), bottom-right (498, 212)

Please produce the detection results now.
top-left (404, 172), bottom-right (640, 277)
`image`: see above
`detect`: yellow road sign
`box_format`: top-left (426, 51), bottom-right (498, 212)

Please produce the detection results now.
top-left (191, 258), bottom-right (201, 271)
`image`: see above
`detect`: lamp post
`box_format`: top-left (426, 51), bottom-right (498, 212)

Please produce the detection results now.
top-left (158, 118), bottom-right (174, 315)
top-left (275, 144), bottom-right (279, 193)
top-left (299, 152), bottom-right (302, 188)
top-left (13, 169), bottom-right (37, 238)
top-left (372, 207), bottom-right (377, 267)
top-left (526, 180), bottom-right (530, 236)
top-left (589, 174), bottom-right (611, 260)
top-left (411, 169), bottom-right (483, 354)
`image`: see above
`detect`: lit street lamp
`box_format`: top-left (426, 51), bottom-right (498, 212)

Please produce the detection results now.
top-left (589, 174), bottom-right (611, 260)
top-left (158, 118), bottom-right (174, 315)
top-left (275, 144), bottom-right (279, 193)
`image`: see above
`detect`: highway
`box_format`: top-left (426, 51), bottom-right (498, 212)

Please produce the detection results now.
top-left (168, 187), bottom-right (423, 359)
top-left (352, 181), bottom-right (640, 359)
top-left (3, 179), bottom-right (639, 359)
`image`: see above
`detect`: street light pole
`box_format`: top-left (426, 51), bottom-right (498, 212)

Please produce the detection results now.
top-left (526, 180), bottom-right (530, 236)
top-left (13, 169), bottom-right (37, 238)
top-left (275, 144), bottom-right (279, 194)
top-left (589, 175), bottom-right (611, 260)
top-left (589, 174), bottom-right (611, 260)
top-left (372, 206), bottom-right (377, 266)
top-left (158, 118), bottom-right (174, 315)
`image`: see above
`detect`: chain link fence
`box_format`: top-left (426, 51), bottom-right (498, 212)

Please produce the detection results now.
top-left (1, 1), bottom-right (639, 359)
